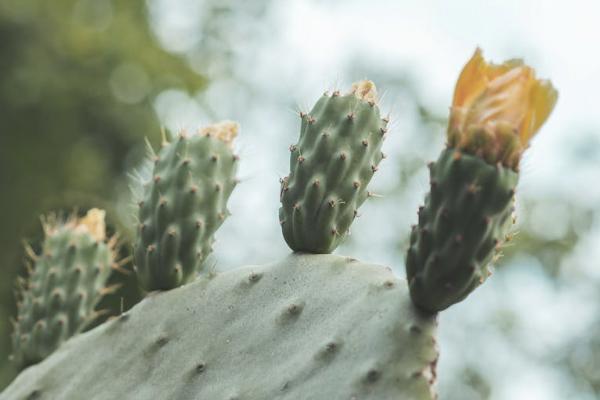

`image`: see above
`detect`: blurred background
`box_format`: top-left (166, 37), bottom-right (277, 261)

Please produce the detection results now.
top-left (1, 0), bottom-right (599, 398)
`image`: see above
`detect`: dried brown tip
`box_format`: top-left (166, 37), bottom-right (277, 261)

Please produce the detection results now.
top-left (199, 121), bottom-right (239, 147)
top-left (76, 208), bottom-right (106, 241)
top-left (350, 80), bottom-right (378, 104)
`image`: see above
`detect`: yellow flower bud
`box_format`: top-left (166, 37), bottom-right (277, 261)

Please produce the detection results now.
top-left (350, 80), bottom-right (378, 104)
top-left (198, 121), bottom-right (239, 147)
top-left (76, 208), bottom-right (106, 241)
top-left (448, 48), bottom-right (557, 169)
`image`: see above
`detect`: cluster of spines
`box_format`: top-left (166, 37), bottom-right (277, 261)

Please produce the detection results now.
top-left (279, 81), bottom-right (389, 253)
top-left (11, 209), bottom-right (119, 369)
top-left (134, 122), bottom-right (239, 291)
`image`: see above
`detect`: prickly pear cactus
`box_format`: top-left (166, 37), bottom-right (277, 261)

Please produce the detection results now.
top-left (10, 209), bottom-right (117, 370)
top-left (3, 48), bottom-right (559, 400)
top-left (279, 81), bottom-right (388, 253)
top-left (406, 49), bottom-right (558, 312)
top-left (406, 149), bottom-right (517, 312)
top-left (134, 122), bottom-right (239, 291)
top-left (1, 254), bottom-right (439, 400)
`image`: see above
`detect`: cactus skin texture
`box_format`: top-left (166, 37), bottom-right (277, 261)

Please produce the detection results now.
top-left (406, 148), bottom-right (517, 312)
top-left (1, 254), bottom-right (438, 400)
top-left (280, 81), bottom-right (388, 253)
top-left (11, 209), bottom-right (116, 370)
top-left (134, 122), bottom-right (239, 291)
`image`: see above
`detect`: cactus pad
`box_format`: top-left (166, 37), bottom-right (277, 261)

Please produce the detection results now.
top-left (406, 148), bottom-right (518, 312)
top-left (2, 254), bottom-right (438, 400)
top-left (134, 122), bottom-right (239, 291)
top-left (11, 209), bottom-right (116, 370)
top-left (280, 81), bottom-right (388, 253)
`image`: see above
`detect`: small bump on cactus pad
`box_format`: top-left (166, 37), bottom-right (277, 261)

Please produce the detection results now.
top-left (2, 254), bottom-right (439, 400)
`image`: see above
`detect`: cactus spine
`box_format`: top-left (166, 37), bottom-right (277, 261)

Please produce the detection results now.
top-left (11, 209), bottom-right (117, 369)
top-left (280, 81), bottom-right (388, 253)
top-left (406, 49), bottom-right (558, 312)
top-left (133, 122), bottom-right (239, 291)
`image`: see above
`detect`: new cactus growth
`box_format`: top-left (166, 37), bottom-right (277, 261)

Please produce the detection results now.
top-left (406, 49), bottom-right (558, 312)
top-left (10, 209), bottom-right (117, 370)
top-left (134, 122), bottom-right (239, 291)
top-left (280, 81), bottom-right (388, 253)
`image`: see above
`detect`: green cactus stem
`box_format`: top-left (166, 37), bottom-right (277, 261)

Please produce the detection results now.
top-left (406, 49), bottom-right (557, 312)
top-left (11, 209), bottom-right (118, 370)
top-left (133, 122), bottom-right (239, 291)
top-left (280, 81), bottom-right (388, 254)
top-left (406, 148), bottom-right (517, 312)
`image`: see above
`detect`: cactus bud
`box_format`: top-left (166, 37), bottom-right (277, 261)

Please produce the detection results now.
top-left (406, 49), bottom-right (557, 312)
top-left (280, 81), bottom-right (387, 253)
top-left (198, 120), bottom-right (239, 147)
top-left (12, 209), bottom-right (116, 369)
top-left (134, 122), bottom-right (239, 291)
top-left (75, 208), bottom-right (106, 241)
top-left (447, 48), bottom-right (557, 169)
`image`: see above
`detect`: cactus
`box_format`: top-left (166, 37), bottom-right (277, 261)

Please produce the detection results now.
top-left (133, 122), bottom-right (239, 291)
top-left (280, 81), bottom-right (388, 253)
top-left (3, 49), bottom-right (557, 400)
top-left (406, 149), bottom-right (518, 312)
top-left (1, 254), bottom-right (438, 400)
top-left (406, 49), bottom-right (558, 312)
top-left (10, 209), bottom-right (117, 370)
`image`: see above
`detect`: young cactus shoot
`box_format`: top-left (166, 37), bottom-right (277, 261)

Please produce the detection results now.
top-left (134, 121), bottom-right (240, 291)
top-left (406, 49), bottom-right (558, 312)
top-left (280, 81), bottom-right (388, 254)
top-left (11, 209), bottom-right (117, 369)
top-left (448, 48), bottom-right (558, 170)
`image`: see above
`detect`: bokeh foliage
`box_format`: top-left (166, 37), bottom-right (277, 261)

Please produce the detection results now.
top-left (0, 0), bottom-right (203, 388)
